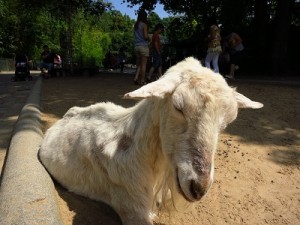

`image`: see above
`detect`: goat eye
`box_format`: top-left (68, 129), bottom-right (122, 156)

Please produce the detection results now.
top-left (172, 94), bottom-right (184, 115)
top-left (173, 104), bottom-right (184, 115)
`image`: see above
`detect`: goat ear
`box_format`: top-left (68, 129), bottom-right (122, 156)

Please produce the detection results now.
top-left (124, 72), bottom-right (181, 99)
top-left (235, 92), bottom-right (264, 109)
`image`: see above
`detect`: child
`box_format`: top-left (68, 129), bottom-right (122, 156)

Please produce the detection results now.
top-left (204, 25), bottom-right (222, 73)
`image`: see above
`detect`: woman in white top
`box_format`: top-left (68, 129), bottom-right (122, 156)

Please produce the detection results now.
top-left (204, 25), bottom-right (222, 73)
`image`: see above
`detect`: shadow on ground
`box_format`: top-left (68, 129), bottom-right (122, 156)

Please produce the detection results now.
top-left (56, 183), bottom-right (122, 225)
top-left (40, 73), bottom-right (300, 224)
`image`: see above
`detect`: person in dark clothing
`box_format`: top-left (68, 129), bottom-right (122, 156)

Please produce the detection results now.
top-left (14, 52), bottom-right (31, 81)
top-left (225, 33), bottom-right (244, 79)
top-left (118, 47), bottom-right (126, 73)
top-left (147, 23), bottom-right (165, 81)
top-left (40, 45), bottom-right (56, 78)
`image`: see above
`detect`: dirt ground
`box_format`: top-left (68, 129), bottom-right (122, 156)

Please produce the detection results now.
top-left (40, 72), bottom-right (300, 225)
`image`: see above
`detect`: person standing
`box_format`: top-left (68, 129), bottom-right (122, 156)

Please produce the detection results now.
top-left (204, 25), bottom-right (222, 73)
top-left (147, 23), bottom-right (165, 81)
top-left (133, 9), bottom-right (150, 85)
top-left (225, 32), bottom-right (244, 79)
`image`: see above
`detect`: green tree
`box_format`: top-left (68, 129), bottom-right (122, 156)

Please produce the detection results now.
top-left (97, 10), bottom-right (135, 60)
top-left (73, 26), bottom-right (111, 67)
top-left (148, 12), bottom-right (162, 32)
top-left (0, 0), bottom-right (64, 59)
top-left (1, 0), bottom-right (298, 74)
top-left (0, 0), bottom-right (20, 57)
top-left (0, 0), bottom-right (7, 55)
top-left (125, 0), bottom-right (300, 75)
top-left (20, 0), bottom-right (112, 69)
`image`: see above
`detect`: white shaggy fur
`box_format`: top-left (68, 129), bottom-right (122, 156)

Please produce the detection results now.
top-left (39, 57), bottom-right (263, 225)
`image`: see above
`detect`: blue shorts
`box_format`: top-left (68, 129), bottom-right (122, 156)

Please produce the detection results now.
top-left (40, 62), bottom-right (54, 71)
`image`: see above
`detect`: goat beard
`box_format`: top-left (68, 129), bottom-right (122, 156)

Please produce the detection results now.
top-left (152, 167), bottom-right (192, 214)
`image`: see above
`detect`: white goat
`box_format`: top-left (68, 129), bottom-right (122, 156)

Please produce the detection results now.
top-left (39, 57), bottom-right (263, 225)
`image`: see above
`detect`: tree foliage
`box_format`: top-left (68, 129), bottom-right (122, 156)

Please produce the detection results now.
top-left (0, 0), bottom-right (135, 68)
top-left (0, 0), bottom-right (299, 74)
top-left (125, 0), bottom-right (299, 75)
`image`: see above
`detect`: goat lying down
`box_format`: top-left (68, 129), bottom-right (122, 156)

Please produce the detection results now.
top-left (39, 57), bottom-right (263, 225)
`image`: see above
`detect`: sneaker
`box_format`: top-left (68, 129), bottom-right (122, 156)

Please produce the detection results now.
top-left (225, 75), bottom-right (234, 80)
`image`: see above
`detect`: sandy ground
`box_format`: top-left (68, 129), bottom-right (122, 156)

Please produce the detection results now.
top-left (40, 73), bottom-right (300, 225)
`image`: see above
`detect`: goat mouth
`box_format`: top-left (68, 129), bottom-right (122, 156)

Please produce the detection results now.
top-left (175, 168), bottom-right (194, 202)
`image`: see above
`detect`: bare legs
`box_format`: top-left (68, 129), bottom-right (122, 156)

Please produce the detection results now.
top-left (134, 66), bottom-right (140, 84)
top-left (229, 64), bottom-right (235, 78)
top-left (148, 65), bottom-right (162, 81)
top-left (226, 50), bottom-right (242, 79)
top-left (139, 55), bottom-right (148, 84)
top-left (227, 63), bottom-right (239, 79)
top-left (134, 55), bottom-right (148, 85)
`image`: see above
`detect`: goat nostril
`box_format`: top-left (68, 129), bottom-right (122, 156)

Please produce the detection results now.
top-left (190, 180), bottom-right (205, 200)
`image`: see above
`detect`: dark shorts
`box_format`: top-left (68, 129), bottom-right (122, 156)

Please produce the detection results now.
top-left (152, 51), bottom-right (162, 69)
top-left (40, 62), bottom-right (54, 71)
top-left (230, 50), bottom-right (244, 65)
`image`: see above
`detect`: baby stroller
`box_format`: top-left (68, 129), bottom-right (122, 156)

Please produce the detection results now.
top-left (13, 52), bottom-right (32, 81)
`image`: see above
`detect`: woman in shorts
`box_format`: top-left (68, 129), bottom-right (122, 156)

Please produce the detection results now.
top-left (133, 9), bottom-right (150, 85)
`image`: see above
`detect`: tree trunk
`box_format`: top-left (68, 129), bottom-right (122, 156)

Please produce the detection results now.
top-left (66, 11), bottom-right (74, 75)
top-left (270, 0), bottom-right (294, 76)
top-left (254, 0), bottom-right (268, 69)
